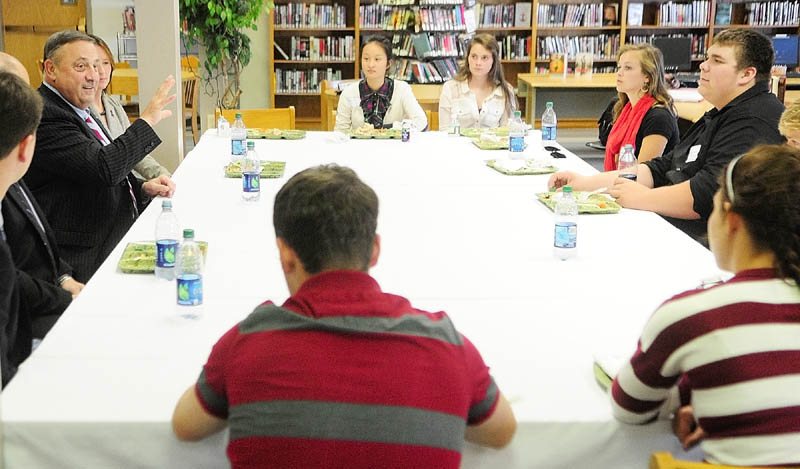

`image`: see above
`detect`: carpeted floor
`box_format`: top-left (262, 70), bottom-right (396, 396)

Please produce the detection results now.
top-left (555, 128), bottom-right (605, 171)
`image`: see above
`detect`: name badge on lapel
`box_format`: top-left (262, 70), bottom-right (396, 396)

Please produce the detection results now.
top-left (686, 144), bottom-right (701, 163)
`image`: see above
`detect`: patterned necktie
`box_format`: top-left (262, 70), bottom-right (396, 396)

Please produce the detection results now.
top-left (85, 116), bottom-right (139, 219)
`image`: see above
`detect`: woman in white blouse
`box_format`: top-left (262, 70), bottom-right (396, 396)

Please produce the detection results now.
top-left (334, 37), bottom-right (428, 132)
top-left (439, 34), bottom-right (517, 129)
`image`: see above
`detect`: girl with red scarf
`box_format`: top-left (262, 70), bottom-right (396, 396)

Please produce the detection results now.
top-left (604, 44), bottom-right (679, 171)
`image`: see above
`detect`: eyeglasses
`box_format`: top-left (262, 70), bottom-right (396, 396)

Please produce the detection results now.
top-left (725, 154), bottom-right (744, 204)
top-left (544, 145), bottom-right (566, 158)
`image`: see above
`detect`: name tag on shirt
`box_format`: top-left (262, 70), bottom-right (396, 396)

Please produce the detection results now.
top-left (686, 144), bottom-right (701, 163)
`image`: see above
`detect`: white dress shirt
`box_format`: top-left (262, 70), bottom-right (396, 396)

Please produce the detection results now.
top-left (438, 79), bottom-right (516, 129)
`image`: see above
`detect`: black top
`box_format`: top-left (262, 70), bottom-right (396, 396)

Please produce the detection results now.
top-left (634, 106), bottom-right (679, 158)
top-left (644, 81), bottom-right (785, 240)
top-left (1, 181), bottom-right (73, 339)
top-left (0, 235), bottom-right (29, 388)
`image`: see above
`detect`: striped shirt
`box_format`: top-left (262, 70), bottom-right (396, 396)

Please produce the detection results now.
top-left (195, 270), bottom-right (500, 468)
top-left (611, 268), bottom-right (800, 466)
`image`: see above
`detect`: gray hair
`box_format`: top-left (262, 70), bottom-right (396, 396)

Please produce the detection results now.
top-left (43, 30), bottom-right (93, 63)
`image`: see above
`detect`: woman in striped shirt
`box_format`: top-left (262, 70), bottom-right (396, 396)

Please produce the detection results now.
top-left (611, 144), bottom-right (800, 466)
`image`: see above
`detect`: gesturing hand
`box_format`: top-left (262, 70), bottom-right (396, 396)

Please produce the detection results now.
top-left (140, 75), bottom-right (177, 127)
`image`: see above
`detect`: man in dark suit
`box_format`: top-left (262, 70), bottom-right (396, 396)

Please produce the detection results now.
top-left (0, 52), bottom-right (84, 339)
top-left (23, 30), bottom-right (177, 282)
top-left (0, 71), bottom-right (43, 386)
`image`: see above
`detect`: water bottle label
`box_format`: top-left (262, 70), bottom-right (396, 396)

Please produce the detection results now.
top-left (177, 274), bottom-right (203, 306)
top-left (402, 129), bottom-right (410, 142)
top-left (543, 126), bottom-right (557, 141)
top-left (554, 222), bottom-right (577, 249)
top-left (155, 240), bottom-right (178, 268)
top-left (231, 139), bottom-right (246, 156)
top-left (243, 172), bottom-right (260, 193)
top-left (509, 136), bottom-right (525, 152)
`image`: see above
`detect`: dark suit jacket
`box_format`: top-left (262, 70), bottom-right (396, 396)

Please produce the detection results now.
top-left (23, 85), bottom-right (161, 282)
top-left (2, 181), bottom-right (73, 338)
top-left (0, 234), bottom-right (29, 388)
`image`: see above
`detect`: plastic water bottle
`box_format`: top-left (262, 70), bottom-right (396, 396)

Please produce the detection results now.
top-left (401, 120), bottom-right (411, 142)
top-left (542, 102), bottom-right (557, 141)
top-left (176, 229), bottom-right (203, 316)
top-left (216, 114), bottom-right (230, 138)
top-left (450, 111), bottom-right (460, 136)
top-left (230, 113), bottom-right (247, 163)
top-left (242, 141), bottom-right (261, 202)
top-left (618, 144), bottom-right (638, 181)
top-left (154, 200), bottom-right (180, 281)
top-left (508, 110), bottom-right (525, 159)
top-left (554, 186), bottom-right (578, 260)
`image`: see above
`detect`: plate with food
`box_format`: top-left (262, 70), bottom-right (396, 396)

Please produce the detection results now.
top-left (471, 135), bottom-right (529, 151)
top-left (118, 241), bottom-right (209, 274)
top-left (247, 128), bottom-right (306, 140)
top-left (536, 192), bottom-right (621, 214)
top-left (349, 125), bottom-right (403, 139)
top-left (224, 161), bottom-right (286, 178)
top-left (486, 159), bottom-right (558, 175)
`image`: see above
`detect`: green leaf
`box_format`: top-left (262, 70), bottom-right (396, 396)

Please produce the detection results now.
top-left (178, 282), bottom-right (190, 301)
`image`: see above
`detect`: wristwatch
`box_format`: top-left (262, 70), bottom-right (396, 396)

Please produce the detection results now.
top-left (57, 274), bottom-right (74, 286)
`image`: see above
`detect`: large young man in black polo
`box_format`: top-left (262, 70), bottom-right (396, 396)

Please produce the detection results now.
top-left (172, 165), bottom-right (516, 468)
top-left (548, 29), bottom-right (785, 241)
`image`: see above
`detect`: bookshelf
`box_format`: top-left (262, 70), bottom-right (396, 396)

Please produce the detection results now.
top-left (267, 0), bottom-right (800, 128)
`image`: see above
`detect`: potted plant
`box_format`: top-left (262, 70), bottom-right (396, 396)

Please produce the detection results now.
top-left (180, 0), bottom-right (273, 109)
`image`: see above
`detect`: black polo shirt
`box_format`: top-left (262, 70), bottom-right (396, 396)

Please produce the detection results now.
top-left (644, 81), bottom-right (785, 241)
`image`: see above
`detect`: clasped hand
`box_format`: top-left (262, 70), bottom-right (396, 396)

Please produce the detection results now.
top-left (672, 405), bottom-right (706, 449)
top-left (143, 174), bottom-right (176, 198)
top-left (609, 177), bottom-right (649, 208)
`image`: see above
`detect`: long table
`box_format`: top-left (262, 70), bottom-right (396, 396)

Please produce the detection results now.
top-left (2, 131), bottom-right (718, 468)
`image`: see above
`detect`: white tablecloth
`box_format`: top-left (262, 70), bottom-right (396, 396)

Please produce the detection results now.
top-left (2, 131), bottom-right (716, 468)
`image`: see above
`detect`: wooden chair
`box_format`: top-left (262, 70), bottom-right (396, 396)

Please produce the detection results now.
top-left (114, 61), bottom-right (131, 69)
top-left (183, 77), bottom-right (200, 144)
top-left (180, 56), bottom-right (200, 72)
top-left (320, 80), bottom-right (340, 131)
top-left (429, 110), bottom-right (439, 131)
top-left (650, 452), bottom-right (793, 469)
top-left (770, 75), bottom-right (788, 104)
top-left (215, 107), bottom-right (296, 130)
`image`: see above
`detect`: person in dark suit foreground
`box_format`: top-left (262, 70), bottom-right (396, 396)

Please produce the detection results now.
top-left (0, 52), bottom-right (83, 339)
top-left (0, 71), bottom-right (43, 386)
top-left (23, 30), bottom-right (177, 282)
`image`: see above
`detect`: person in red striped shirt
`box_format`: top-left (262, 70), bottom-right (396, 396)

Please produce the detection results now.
top-left (611, 144), bottom-right (800, 466)
top-left (172, 164), bottom-right (516, 468)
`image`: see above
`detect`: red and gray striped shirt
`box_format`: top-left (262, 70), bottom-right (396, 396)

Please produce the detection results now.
top-left (611, 268), bottom-right (800, 466)
top-left (195, 270), bottom-right (500, 468)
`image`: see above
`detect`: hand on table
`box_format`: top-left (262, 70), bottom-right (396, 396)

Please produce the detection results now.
top-left (547, 171), bottom-right (580, 191)
top-left (61, 277), bottom-right (85, 299)
top-left (672, 405), bottom-right (706, 449)
top-left (609, 177), bottom-right (649, 209)
top-left (143, 174), bottom-right (176, 198)
top-left (140, 75), bottom-right (177, 127)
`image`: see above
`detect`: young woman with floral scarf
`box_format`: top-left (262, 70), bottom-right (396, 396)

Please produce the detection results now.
top-left (335, 37), bottom-right (428, 132)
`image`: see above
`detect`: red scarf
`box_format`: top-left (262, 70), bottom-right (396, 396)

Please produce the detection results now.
top-left (604, 94), bottom-right (655, 171)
